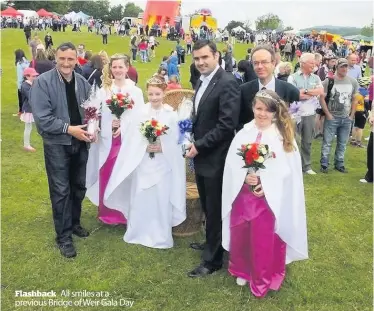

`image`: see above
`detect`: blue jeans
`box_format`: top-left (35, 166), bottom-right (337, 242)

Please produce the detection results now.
top-left (320, 117), bottom-right (352, 168)
top-left (140, 50), bottom-right (147, 62)
top-left (131, 48), bottom-right (137, 61)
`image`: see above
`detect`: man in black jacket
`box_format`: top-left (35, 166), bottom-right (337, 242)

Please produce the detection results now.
top-left (238, 45), bottom-right (300, 130)
top-left (185, 40), bottom-right (240, 278)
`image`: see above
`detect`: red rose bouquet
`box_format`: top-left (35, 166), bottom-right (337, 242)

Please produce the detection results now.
top-left (105, 92), bottom-right (134, 132)
top-left (237, 143), bottom-right (276, 191)
top-left (140, 118), bottom-right (169, 159)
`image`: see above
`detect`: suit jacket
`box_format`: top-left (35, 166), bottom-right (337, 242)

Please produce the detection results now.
top-left (238, 78), bottom-right (300, 130)
top-left (192, 67), bottom-right (240, 177)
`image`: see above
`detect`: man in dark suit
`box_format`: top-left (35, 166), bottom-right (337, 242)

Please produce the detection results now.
top-left (238, 45), bottom-right (300, 130)
top-left (185, 40), bottom-right (240, 278)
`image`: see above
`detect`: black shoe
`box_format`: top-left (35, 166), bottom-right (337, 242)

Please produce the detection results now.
top-left (190, 242), bottom-right (205, 251)
top-left (320, 166), bottom-right (328, 173)
top-left (72, 225), bottom-right (90, 238)
top-left (188, 264), bottom-right (222, 278)
top-left (334, 166), bottom-right (348, 173)
top-left (57, 242), bottom-right (76, 258)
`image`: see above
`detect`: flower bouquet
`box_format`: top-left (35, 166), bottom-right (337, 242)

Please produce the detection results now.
top-left (140, 118), bottom-right (169, 159)
top-left (81, 86), bottom-right (101, 142)
top-left (237, 143), bottom-right (276, 192)
top-left (105, 92), bottom-right (134, 132)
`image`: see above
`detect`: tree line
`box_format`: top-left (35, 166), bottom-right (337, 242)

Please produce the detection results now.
top-left (1, 1), bottom-right (143, 21)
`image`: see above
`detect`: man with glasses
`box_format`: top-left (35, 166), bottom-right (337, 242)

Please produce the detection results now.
top-left (238, 45), bottom-right (299, 130)
top-left (30, 42), bottom-right (92, 258)
top-left (288, 53), bottom-right (325, 175)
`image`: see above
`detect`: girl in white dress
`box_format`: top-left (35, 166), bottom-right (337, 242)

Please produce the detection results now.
top-left (104, 76), bottom-right (186, 248)
top-left (86, 54), bottom-right (145, 225)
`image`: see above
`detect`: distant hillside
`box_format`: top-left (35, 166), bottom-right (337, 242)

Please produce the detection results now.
top-left (300, 25), bottom-right (362, 36)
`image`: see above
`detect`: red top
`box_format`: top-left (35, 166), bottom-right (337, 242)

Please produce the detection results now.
top-left (166, 82), bottom-right (182, 90)
top-left (78, 57), bottom-right (88, 66)
top-left (138, 42), bottom-right (147, 50)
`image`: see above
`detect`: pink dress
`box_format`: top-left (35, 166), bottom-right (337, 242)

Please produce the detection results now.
top-left (97, 135), bottom-right (127, 225)
top-left (228, 184), bottom-right (287, 298)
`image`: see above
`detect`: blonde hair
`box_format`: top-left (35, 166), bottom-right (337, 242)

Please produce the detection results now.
top-left (35, 49), bottom-right (47, 61)
top-left (253, 90), bottom-right (295, 152)
top-left (146, 75), bottom-right (167, 91)
top-left (101, 53), bottom-right (130, 91)
top-left (279, 62), bottom-right (293, 75)
top-left (98, 50), bottom-right (109, 65)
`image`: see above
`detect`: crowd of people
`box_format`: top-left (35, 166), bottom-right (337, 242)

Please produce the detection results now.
top-left (10, 16), bottom-right (373, 299)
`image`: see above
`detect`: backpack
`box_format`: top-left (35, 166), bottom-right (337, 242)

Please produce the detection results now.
top-left (325, 78), bottom-right (335, 103)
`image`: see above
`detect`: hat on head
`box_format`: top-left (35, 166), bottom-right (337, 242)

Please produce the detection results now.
top-left (23, 67), bottom-right (39, 77)
top-left (337, 58), bottom-right (348, 68)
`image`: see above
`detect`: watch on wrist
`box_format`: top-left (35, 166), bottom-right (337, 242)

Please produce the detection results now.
top-left (304, 89), bottom-right (309, 94)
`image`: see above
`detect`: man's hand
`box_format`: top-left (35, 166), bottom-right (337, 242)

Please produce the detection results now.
top-left (185, 143), bottom-right (198, 159)
top-left (67, 125), bottom-right (91, 142)
top-left (326, 113), bottom-right (334, 121)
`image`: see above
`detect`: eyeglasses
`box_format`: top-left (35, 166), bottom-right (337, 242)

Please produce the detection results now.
top-left (253, 60), bottom-right (272, 67)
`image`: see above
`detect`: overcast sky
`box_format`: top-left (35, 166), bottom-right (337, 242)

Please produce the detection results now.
top-left (110, 0), bottom-right (373, 30)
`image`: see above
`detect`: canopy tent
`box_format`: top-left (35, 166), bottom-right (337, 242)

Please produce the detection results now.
top-left (232, 26), bottom-right (246, 33)
top-left (1, 7), bottom-right (24, 17)
top-left (52, 12), bottom-right (63, 17)
top-left (37, 9), bottom-right (53, 17)
top-left (74, 11), bottom-right (90, 22)
top-left (343, 35), bottom-right (373, 42)
top-left (64, 11), bottom-right (77, 21)
top-left (18, 10), bottom-right (38, 19)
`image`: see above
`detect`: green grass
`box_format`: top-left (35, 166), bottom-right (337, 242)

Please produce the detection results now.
top-left (1, 28), bottom-right (373, 311)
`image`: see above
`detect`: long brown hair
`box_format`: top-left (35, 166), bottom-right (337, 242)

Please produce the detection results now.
top-left (101, 53), bottom-right (130, 91)
top-left (253, 90), bottom-right (295, 152)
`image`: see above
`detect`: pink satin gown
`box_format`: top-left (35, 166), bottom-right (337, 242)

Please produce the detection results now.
top-left (97, 135), bottom-right (127, 225)
top-left (228, 183), bottom-right (286, 298)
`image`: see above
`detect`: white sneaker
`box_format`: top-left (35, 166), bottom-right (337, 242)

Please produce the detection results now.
top-left (305, 170), bottom-right (317, 175)
top-left (236, 277), bottom-right (247, 286)
top-left (359, 179), bottom-right (368, 183)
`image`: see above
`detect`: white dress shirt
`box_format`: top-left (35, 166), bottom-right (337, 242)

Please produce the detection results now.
top-left (195, 65), bottom-right (220, 113)
top-left (258, 76), bottom-right (276, 91)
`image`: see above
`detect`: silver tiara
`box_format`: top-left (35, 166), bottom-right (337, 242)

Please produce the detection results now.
top-left (255, 90), bottom-right (274, 100)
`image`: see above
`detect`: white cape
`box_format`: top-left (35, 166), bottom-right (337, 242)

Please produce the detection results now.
top-left (86, 80), bottom-right (145, 206)
top-left (103, 103), bottom-right (186, 248)
top-left (222, 121), bottom-right (308, 264)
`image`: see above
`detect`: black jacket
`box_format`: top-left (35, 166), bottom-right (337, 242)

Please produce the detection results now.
top-left (238, 78), bottom-right (300, 130)
top-left (192, 67), bottom-right (240, 177)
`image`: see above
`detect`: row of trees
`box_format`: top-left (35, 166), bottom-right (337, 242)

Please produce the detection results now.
top-left (1, 1), bottom-right (143, 21)
top-left (225, 13), bottom-right (290, 33)
top-left (361, 21), bottom-right (373, 37)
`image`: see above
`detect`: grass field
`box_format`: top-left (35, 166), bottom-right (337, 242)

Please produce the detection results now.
top-left (1, 28), bottom-right (373, 311)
